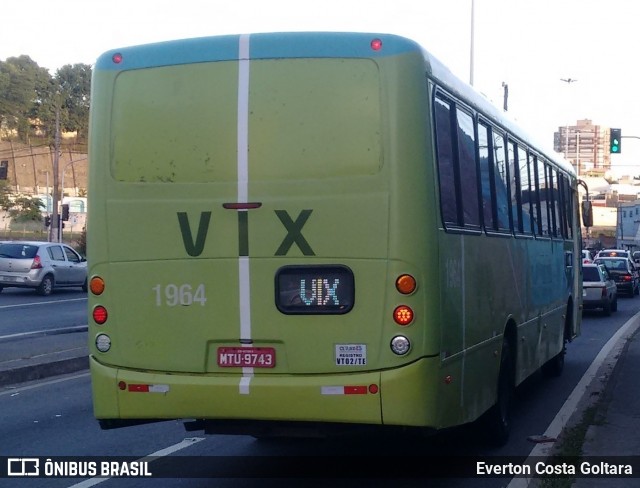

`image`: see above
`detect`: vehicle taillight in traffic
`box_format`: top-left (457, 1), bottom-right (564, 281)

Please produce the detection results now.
top-left (31, 255), bottom-right (42, 269)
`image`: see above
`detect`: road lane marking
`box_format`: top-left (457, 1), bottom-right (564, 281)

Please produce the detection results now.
top-left (0, 325), bottom-right (87, 342)
top-left (0, 372), bottom-right (89, 397)
top-left (66, 437), bottom-right (206, 487)
top-left (507, 309), bottom-right (640, 488)
top-left (0, 297), bottom-right (87, 310)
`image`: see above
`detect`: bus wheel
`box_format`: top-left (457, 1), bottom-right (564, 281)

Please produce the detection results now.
top-left (482, 340), bottom-right (514, 447)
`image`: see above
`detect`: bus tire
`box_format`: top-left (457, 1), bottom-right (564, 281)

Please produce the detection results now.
top-left (482, 340), bottom-right (514, 447)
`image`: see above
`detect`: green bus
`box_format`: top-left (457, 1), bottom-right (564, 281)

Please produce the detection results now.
top-left (88, 32), bottom-right (585, 445)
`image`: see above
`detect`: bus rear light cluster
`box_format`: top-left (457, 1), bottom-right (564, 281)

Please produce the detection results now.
top-left (390, 274), bottom-right (416, 355)
top-left (91, 275), bottom-right (110, 352)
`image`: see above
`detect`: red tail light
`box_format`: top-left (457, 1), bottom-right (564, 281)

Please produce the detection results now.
top-left (31, 256), bottom-right (42, 269)
top-left (93, 306), bottom-right (108, 325)
top-left (623, 275), bottom-right (632, 282)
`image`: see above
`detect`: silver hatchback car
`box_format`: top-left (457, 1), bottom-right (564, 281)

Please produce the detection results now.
top-left (0, 241), bottom-right (87, 296)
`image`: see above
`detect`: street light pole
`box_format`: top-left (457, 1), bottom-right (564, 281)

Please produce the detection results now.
top-left (50, 106), bottom-right (61, 243)
top-left (470, 0), bottom-right (475, 86)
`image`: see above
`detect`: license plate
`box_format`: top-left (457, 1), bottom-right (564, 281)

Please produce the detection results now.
top-left (217, 347), bottom-right (276, 368)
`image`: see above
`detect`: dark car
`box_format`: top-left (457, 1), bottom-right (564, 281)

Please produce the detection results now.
top-left (594, 257), bottom-right (639, 297)
top-left (0, 241), bottom-right (87, 296)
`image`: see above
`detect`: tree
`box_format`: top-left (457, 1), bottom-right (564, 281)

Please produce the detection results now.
top-left (7, 195), bottom-right (44, 223)
top-left (0, 56), bottom-right (52, 141)
top-left (55, 64), bottom-right (92, 140)
top-left (36, 64), bottom-right (92, 145)
top-left (0, 181), bottom-right (44, 223)
top-left (0, 180), bottom-right (11, 209)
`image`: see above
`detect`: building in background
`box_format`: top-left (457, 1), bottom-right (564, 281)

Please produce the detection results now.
top-left (554, 119), bottom-right (611, 176)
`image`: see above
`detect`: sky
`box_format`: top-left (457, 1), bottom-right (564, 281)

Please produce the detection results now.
top-left (2, 0), bottom-right (640, 174)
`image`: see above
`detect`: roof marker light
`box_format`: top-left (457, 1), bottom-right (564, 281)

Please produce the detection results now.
top-left (371, 39), bottom-right (383, 51)
top-left (112, 53), bottom-right (123, 64)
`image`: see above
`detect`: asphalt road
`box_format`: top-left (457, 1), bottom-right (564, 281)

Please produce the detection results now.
top-left (0, 290), bottom-right (638, 487)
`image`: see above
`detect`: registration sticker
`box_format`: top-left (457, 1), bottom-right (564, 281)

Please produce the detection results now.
top-left (335, 344), bottom-right (367, 366)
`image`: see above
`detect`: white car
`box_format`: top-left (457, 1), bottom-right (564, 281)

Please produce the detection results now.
top-left (582, 263), bottom-right (617, 315)
top-left (582, 250), bottom-right (593, 264)
top-left (596, 249), bottom-right (630, 259)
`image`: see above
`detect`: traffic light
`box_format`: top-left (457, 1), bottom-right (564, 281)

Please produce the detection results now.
top-left (61, 204), bottom-right (70, 221)
top-left (610, 128), bottom-right (622, 153)
top-left (44, 216), bottom-right (51, 227)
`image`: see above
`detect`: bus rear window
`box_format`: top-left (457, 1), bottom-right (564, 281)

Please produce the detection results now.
top-left (111, 58), bottom-right (382, 183)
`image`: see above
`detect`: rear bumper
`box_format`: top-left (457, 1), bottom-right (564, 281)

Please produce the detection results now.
top-left (582, 295), bottom-right (609, 309)
top-left (0, 273), bottom-right (42, 288)
top-left (90, 354), bottom-right (441, 431)
top-left (615, 282), bottom-right (634, 294)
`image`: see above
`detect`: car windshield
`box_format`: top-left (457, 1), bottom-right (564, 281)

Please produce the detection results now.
top-left (582, 267), bottom-right (601, 281)
top-left (596, 259), bottom-right (627, 271)
top-left (0, 243), bottom-right (38, 259)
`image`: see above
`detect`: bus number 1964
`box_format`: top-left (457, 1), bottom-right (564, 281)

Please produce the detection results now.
top-left (152, 284), bottom-right (207, 307)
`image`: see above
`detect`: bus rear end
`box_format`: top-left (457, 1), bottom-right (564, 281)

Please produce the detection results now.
top-left (88, 33), bottom-right (442, 435)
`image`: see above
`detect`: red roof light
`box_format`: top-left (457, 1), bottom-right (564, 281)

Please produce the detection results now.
top-left (371, 39), bottom-right (383, 51)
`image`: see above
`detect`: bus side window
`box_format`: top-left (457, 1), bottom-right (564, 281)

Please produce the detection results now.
top-left (456, 108), bottom-right (481, 228)
top-left (508, 141), bottom-right (523, 233)
top-left (434, 95), bottom-right (459, 227)
top-left (478, 122), bottom-right (495, 231)
top-left (530, 154), bottom-right (543, 236)
top-left (519, 146), bottom-right (534, 235)
top-left (492, 130), bottom-right (511, 232)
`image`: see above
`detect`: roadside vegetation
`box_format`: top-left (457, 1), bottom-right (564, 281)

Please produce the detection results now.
top-left (536, 406), bottom-right (602, 488)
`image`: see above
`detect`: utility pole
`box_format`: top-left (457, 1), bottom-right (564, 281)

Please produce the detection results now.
top-left (469, 0), bottom-right (475, 86)
top-left (50, 105), bottom-right (60, 243)
top-left (560, 78), bottom-right (578, 160)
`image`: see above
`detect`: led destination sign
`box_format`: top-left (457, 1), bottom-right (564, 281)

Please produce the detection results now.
top-left (276, 265), bottom-right (354, 314)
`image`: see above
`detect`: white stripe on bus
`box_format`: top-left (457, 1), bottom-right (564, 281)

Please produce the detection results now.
top-left (237, 34), bottom-right (253, 394)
